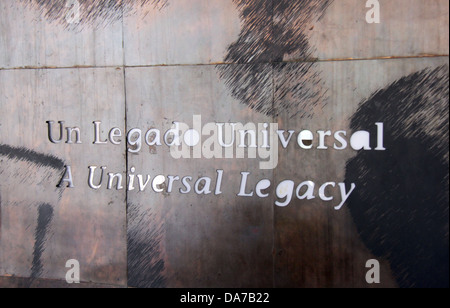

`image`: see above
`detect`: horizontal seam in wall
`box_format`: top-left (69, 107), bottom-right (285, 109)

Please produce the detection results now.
top-left (0, 54), bottom-right (448, 71)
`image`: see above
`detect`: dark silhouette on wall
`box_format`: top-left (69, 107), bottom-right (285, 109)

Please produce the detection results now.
top-left (345, 66), bottom-right (449, 288)
top-left (218, 0), bottom-right (332, 117)
top-left (0, 145), bottom-right (64, 284)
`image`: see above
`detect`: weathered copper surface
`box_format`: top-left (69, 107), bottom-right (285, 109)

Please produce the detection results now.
top-left (0, 0), bottom-right (448, 288)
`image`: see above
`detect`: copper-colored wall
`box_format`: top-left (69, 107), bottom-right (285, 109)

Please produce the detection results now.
top-left (0, 0), bottom-right (448, 288)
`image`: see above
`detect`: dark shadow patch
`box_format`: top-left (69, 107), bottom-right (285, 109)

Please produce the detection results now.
top-left (19, 0), bottom-right (168, 28)
top-left (0, 144), bottom-right (64, 170)
top-left (0, 144), bottom-right (64, 286)
top-left (345, 66), bottom-right (449, 288)
top-left (217, 0), bottom-right (332, 117)
top-left (1, 146), bottom-right (63, 285)
top-left (127, 202), bottom-right (166, 288)
top-left (31, 203), bottom-right (54, 280)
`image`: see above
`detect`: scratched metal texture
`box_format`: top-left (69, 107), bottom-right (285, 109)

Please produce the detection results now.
top-left (0, 0), bottom-right (448, 288)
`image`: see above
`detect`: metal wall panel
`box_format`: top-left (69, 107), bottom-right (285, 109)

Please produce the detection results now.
top-left (0, 0), bottom-right (448, 288)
